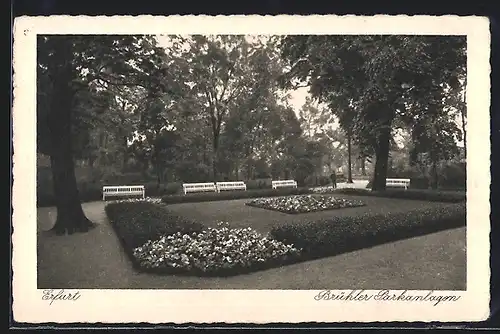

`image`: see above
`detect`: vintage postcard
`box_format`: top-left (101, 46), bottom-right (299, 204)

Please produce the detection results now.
top-left (12, 15), bottom-right (490, 324)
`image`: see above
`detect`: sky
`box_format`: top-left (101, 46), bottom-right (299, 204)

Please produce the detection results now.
top-left (288, 86), bottom-right (310, 113)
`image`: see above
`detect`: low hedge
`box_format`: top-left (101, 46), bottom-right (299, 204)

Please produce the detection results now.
top-left (334, 188), bottom-right (465, 203)
top-left (161, 187), bottom-right (313, 205)
top-left (366, 177), bottom-right (466, 191)
top-left (104, 200), bottom-right (301, 276)
top-left (105, 201), bottom-right (205, 251)
top-left (269, 203), bottom-right (466, 260)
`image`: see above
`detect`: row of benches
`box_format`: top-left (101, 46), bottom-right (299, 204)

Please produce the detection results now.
top-left (101, 180), bottom-right (298, 200)
top-left (101, 178), bottom-right (411, 200)
top-left (182, 180), bottom-right (298, 195)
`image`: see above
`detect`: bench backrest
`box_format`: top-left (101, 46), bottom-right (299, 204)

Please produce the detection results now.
top-left (216, 181), bottom-right (246, 187)
top-left (103, 185), bottom-right (145, 193)
top-left (272, 180), bottom-right (297, 186)
top-left (183, 182), bottom-right (216, 190)
top-left (386, 178), bottom-right (410, 185)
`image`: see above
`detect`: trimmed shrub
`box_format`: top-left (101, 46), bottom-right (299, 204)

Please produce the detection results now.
top-left (304, 175), bottom-right (331, 187)
top-left (270, 203), bottom-right (466, 259)
top-left (164, 182), bottom-right (183, 195)
top-left (366, 179), bottom-right (427, 190)
top-left (409, 177), bottom-right (430, 189)
top-left (105, 201), bottom-right (205, 250)
top-left (246, 178), bottom-right (273, 190)
top-left (161, 187), bottom-right (313, 204)
top-left (439, 163), bottom-right (466, 189)
top-left (102, 171), bottom-right (146, 185)
top-left (335, 188), bottom-right (465, 203)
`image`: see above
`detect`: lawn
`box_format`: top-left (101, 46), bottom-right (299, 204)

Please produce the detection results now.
top-left (103, 191), bottom-right (465, 278)
top-left (164, 195), bottom-right (448, 234)
top-left (36, 201), bottom-right (467, 289)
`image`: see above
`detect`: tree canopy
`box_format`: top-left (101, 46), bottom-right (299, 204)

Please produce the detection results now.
top-left (279, 35), bottom-right (466, 190)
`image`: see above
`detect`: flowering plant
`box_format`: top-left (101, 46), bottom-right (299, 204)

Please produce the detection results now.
top-left (132, 221), bottom-right (302, 275)
top-left (310, 186), bottom-right (337, 194)
top-left (109, 197), bottom-right (163, 205)
top-left (246, 195), bottom-right (365, 214)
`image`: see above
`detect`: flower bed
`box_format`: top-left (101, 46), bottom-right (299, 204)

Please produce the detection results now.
top-left (245, 194), bottom-right (365, 214)
top-left (310, 186), bottom-right (337, 194)
top-left (105, 201), bottom-right (302, 276)
top-left (133, 222), bottom-right (302, 276)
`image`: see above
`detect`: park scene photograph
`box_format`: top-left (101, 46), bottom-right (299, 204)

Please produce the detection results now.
top-left (36, 33), bottom-right (467, 290)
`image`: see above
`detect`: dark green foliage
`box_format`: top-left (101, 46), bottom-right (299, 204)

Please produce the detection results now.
top-left (303, 175), bottom-right (331, 187)
top-left (105, 202), bottom-right (205, 250)
top-left (245, 178), bottom-right (273, 190)
top-left (439, 163), bottom-right (466, 189)
top-left (270, 203), bottom-right (465, 259)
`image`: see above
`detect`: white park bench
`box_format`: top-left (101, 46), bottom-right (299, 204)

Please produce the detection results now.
top-left (272, 179), bottom-right (298, 189)
top-left (216, 181), bottom-right (247, 192)
top-left (182, 182), bottom-right (217, 195)
top-left (102, 185), bottom-right (145, 201)
top-left (386, 178), bottom-right (411, 190)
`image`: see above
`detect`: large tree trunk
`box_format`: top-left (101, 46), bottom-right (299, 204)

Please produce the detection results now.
top-left (371, 128), bottom-right (391, 191)
top-left (48, 95), bottom-right (95, 235)
top-left (346, 131), bottom-right (353, 183)
top-left (47, 39), bottom-right (95, 235)
top-left (49, 152), bottom-right (95, 235)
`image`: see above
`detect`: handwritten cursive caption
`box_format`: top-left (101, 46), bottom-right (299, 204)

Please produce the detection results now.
top-left (314, 290), bottom-right (461, 306)
top-left (42, 289), bottom-right (81, 305)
